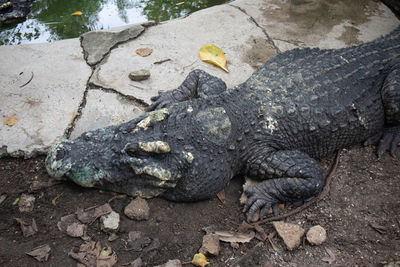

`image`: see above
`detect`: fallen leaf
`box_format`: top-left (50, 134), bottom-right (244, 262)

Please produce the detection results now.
top-left (322, 247), bottom-right (336, 264)
top-left (267, 232), bottom-right (281, 253)
top-left (176, 2), bottom-right (184, 5)
top-left (26, 244), bottom-right (51, 262)
top-left (0, 194), bottom-right (7, 205)
top-left (52, 192), bottom-right (63, 206)
top-left (199, 44), bottom-right (229, 72)
top-left (69, 241), bottom-right (117, 266)
top-left (4, 116), bottom-right (18, 126)
top-left (12, 197), bottom-right (19, 205)
top-left (72, 11), bottom-right (82, 15)
top-left (216, 189), bottom-right (225, 203)
top-left (29, 179), bottom-right (60, 192)
top-left (91, 203), bottom-right (113, 224)
top-left (66, 222), bottom-right (87, 238)
top-left (192, 253), bottom-right (209, 267)
top-left (136, 48), bottom-right (153, 57)
top-left (369, 222), bottom-right (388, 235)
top-left (214, 230), bottom-right (255, 243)
top-left (15, 218), bottom-right (38, 237)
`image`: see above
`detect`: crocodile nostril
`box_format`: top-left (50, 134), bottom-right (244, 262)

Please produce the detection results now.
top-left (124, 143), bottom-right (139, 157)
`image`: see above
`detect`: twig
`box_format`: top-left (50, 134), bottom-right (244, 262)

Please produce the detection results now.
top-left (20, 72), bottom-right (34, 88)
top-left (230, 241), bottom-right (263, 266)
top-left (253, 149), bottom-right (341, 225)
top-left (153, 58), bottom-right (171, 65)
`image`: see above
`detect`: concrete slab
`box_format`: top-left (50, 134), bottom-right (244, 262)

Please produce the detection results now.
top-left (70, 89), bottom-right (143, 139)
top-left (89, 4), bottom-right (277, 105)
top-left (232, 0), bottom-right (400, 49)
top-left (0, 39), bottom-right (91, 158)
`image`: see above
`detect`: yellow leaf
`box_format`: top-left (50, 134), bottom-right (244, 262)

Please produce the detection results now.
top-left (71, 11), bottom-right (83, 15)
top-left (4, 116), bottom-right (18, 126)
top-left (192, 253), bottom-right (210, 267)
top-left (199, 44), bottom-right (229, 73)
top-left (176, 2), bottom-right (185, 5)
top-left (136, 48), bottom-right (153, 57)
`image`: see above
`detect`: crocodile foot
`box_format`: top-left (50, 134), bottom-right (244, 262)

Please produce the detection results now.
top-left (364, 126), bottom-right (400, 158)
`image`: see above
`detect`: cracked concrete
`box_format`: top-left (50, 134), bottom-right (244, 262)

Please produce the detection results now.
top-left (0, 0), bottom-right (399, 158)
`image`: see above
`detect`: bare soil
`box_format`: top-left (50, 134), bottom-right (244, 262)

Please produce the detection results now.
top-left (0, 145), bottom-right (399, 266)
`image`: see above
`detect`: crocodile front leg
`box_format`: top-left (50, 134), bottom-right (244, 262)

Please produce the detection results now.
top-left (365, 64), bottom-right (400, 157)
top-left (244, 150), bottom-right (324, 221)
top-left (146, 69), bottom-right (227, 111)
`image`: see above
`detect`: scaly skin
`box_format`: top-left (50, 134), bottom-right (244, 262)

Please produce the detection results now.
top-left (46, 27), bottom-right (400, 221)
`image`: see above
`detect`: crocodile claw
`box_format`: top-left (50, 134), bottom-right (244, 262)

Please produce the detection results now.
top-left (243, 183), bottom-right (277, 222)
top-left (365, 126), bottom-right (400, 158)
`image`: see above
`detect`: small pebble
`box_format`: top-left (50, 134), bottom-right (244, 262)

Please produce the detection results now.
top-left (306, 225), bottom-right (327, 245)
top-left (129, 69), bottom-right (150, 81)
top-left (273, 221), bottom-right (305, 250)
top-left (199, 233), bottom-right (220, 256)
top-left (124, 197), bottom-right (150, 221)
top-left (101, 211), bottom-right (120, 232)
top-left (154, 259), bottom-right (182, 267)
top-left (18, 194), bottom-right (35, 212)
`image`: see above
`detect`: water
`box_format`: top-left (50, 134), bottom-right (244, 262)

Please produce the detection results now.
top-left (0, 0), bottom-right (228, 45)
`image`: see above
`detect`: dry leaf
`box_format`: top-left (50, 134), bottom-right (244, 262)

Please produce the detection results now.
top-left (26, 244), bottom-right (51, 262)
top-left (4, 116), bottom-right (18, 126)
top-left (322, 247), bottom-right (336, 264)
top-left (216, 190), bottom-right (225, 203)
top-left (176, 2), bottom-right (184, 5)
top-left (199, 44), bottom-right (229, 72)
top-left (214, 230), bottom-right (255, 243)
top-left (192, 253), bottom-right (209, 267)
top-left (0, 194), bottom-right (6, 205)
top-left (15, 218), bottom-right (38, 237)
top-left (72, 11), bottom-right (83, 15)
top-left (136, 48), bottom-right (153, 57)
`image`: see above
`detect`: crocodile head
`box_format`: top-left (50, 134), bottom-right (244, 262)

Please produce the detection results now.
top-left (45, 108), bottom-right (194, 198)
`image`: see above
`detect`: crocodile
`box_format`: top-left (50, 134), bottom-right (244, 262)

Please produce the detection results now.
top-left (46, 26), bottom-right (400, 221)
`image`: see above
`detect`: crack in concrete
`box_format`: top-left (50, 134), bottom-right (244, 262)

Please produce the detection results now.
top-left (273, 38), bottom-right (308, 47)
top-left (229, 4), bottom-right (281, 54)
top-left (64, 22), bottom-right (157, 139)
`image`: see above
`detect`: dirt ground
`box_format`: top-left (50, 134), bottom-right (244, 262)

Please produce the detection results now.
top-left (0, 144), bottom-right (399, 266)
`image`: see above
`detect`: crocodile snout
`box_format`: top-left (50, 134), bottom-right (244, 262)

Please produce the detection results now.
top-left (45, 139), bottom-right (72, 179)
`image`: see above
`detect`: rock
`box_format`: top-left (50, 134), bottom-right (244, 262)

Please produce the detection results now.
top-left (124, 197), bottom-right (150, 221)
top-left (306, 225), bottom-right (327, 245)
top-left (129, 69), bottom-right (150, 81)
top-left (101, 211), bottom-right (120, 232)
top-left (199, 233), bottom-right (220, 256)
top-left (66, 222), bottom-right (87, 238)
top-left (80, 24), bottom-right (145, 66)
top-left (273, 221), bottom-right (305, 250)
top-left (18, 193), bottom-right (35, 212)
top-left (154, 259), bottom-right (182, 267)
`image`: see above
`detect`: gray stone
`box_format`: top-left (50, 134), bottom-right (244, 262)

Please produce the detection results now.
top-left (154, 259), bottom-right (182, 267)
top-left (0, 39), bottom-right (91, 158)
top-left (306, 225), bottom-right (327, 245)
top-left (70, 90), bottom-right (143, 139)
top-left (89, 4), bottom-right (268, 104)
top-left (18, 194), bottom-right (35, 212)
top-left (199, 233), bottom-right (220, 256)
top-left (101, 211), bottom-right (120, 232)
top-left (273, 221), bottom-right (305, 250)
top-left (124, 197), bottom-right (150, 221)
top-left (129, 69), bottom-right (151, 81)
top-left (81, 23), bottom-right (145, 66)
